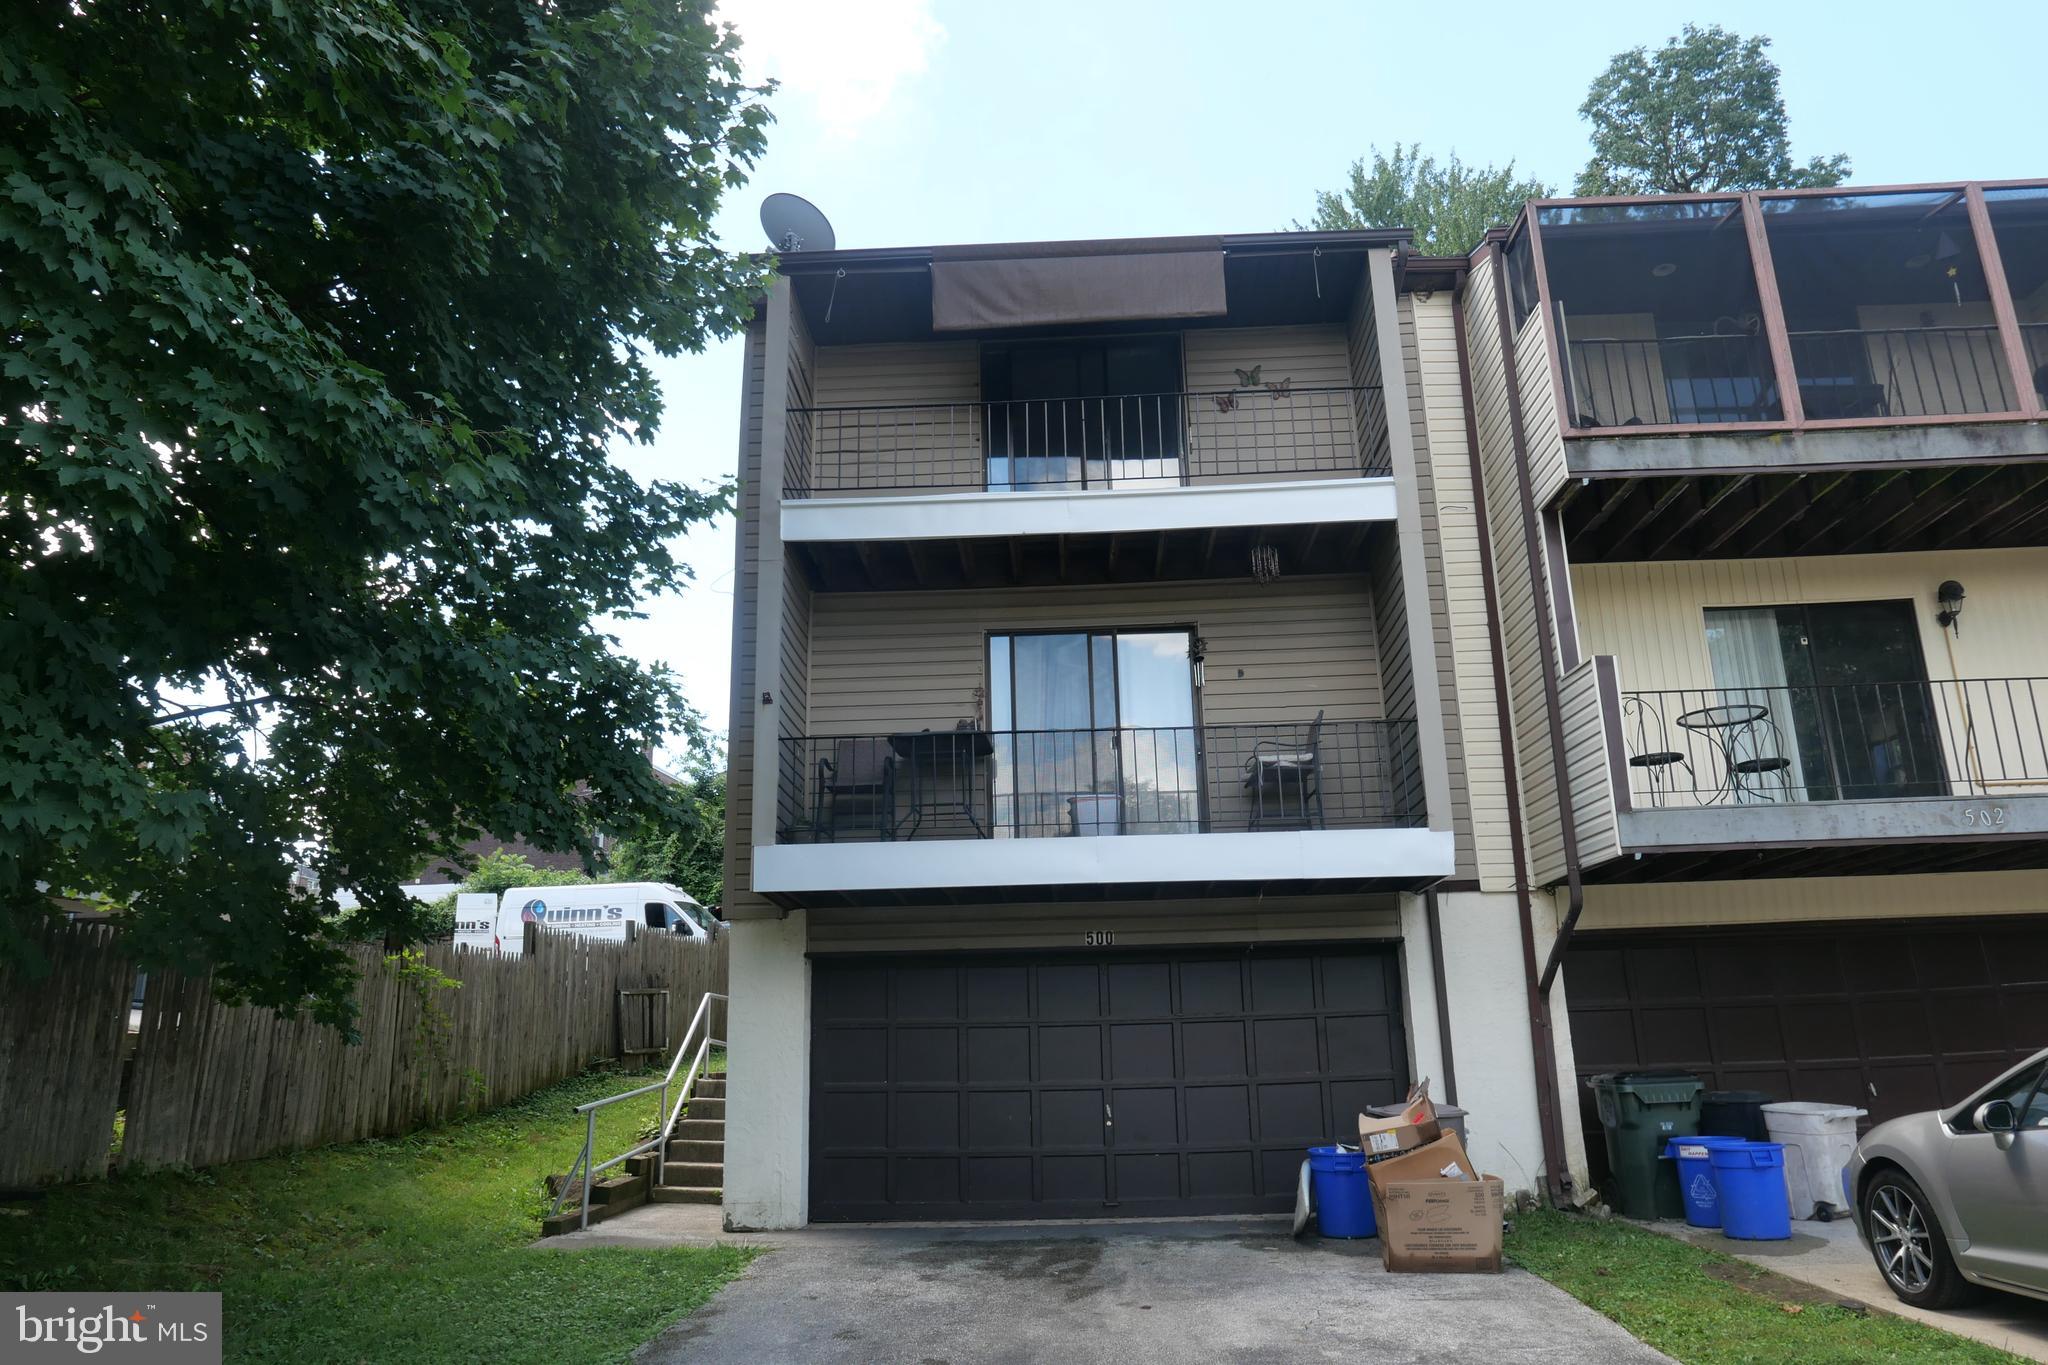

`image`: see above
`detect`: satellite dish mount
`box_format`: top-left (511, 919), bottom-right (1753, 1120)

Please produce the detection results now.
top-left (760, 193), bottom-right (836, 254)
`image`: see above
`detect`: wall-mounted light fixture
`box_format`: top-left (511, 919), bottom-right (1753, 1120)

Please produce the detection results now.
top-left (1936, 580), bottom-right (1966, 637)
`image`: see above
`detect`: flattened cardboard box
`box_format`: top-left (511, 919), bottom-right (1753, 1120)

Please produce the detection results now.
top-left (1357, 1085), bottom-right (1440, 1158)
top-left (1376, 1178), bottom-right (1505, 1273)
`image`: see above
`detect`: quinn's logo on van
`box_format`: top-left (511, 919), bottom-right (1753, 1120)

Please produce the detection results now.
top-left (521, 899), bottom-right (546, 924)
top-left (518, 899), bottom-right (626, 925)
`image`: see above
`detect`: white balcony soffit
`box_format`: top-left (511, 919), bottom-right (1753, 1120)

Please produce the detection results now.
top-left (751, 825), bottom-right (1454, 896)
top-left (779, 476), bottom-right (1398, 544)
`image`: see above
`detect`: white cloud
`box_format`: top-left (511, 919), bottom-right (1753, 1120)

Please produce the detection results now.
top-left (714, 0), bottom-right (942, 136)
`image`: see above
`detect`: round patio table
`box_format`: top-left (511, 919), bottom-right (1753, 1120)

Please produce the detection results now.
top-left (1675, 702), bottom-right (1773, 804)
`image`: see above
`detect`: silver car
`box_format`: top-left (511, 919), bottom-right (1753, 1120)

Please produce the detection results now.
top-left (1847, 1048), bottom-right (2048, 1308)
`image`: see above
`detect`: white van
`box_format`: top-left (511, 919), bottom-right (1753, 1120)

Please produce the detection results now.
top-left (455, 882), bottom-right (714, 955)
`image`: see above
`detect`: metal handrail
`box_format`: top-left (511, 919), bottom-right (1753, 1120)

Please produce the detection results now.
top-left (549, 990), bottom-right (729, 1231)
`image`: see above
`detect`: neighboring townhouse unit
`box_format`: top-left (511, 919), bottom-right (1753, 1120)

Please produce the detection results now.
top-left (718, 230), bottom-right (1583, 1228)
top-left (1458, 182), bottom-right (2048, 1176)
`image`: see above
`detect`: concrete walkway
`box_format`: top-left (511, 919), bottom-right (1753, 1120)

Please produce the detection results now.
top-left (1654, 1218), bottom-right (2048, 1362)
top-left (548, 1205), bottom-right (1673, 1365)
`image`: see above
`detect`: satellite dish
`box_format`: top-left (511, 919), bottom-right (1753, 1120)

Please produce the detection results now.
top-left (760, 193), bottom-right (835, 253)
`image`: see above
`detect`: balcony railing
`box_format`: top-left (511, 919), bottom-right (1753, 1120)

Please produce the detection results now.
top-left (1618, 679), bottom-right (2048, 808)
top-left (775, 719), bottom-right (1423, 844)
top-left (1565, 326), bottom-right (2019, 428)
top-left (785, 386), bottom-right (1383, 497)
top-left (1787, 326), bottom-right (2013, 418)
top-left (2024, 323), bottom-right (2048, 407)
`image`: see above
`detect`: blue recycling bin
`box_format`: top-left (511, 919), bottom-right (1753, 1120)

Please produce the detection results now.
top-left (1306, 1146), bottom-right (1377, 1238)
top-left (1663, 1135), bottom-right (1749, 1229)
top-left (1711, 1141), bottom-right (1792, 1241)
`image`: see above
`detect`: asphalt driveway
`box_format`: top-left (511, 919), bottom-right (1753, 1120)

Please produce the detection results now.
top-left (623, 1214), bottom-right (1671, 1364)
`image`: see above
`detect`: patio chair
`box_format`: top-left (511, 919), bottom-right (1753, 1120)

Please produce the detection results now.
top-left (1621, 695), bottom-right (1691, 807)
top-left (1244, 711), bottom-right (1324, 830)
top-left (814, 738), bottom-right (897, 841)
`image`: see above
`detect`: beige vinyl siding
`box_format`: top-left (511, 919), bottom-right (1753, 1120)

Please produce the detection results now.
top-left (1515, 313), bottom-right (1569, 507)
top-left (1466, 254), bottom-right (1574, 884)
top-left (1572, 548), bottom-right (2048, 804)
top-left (1182, 325), bottom-right (1359, 484)
top-left (806, 577), bottom-right (1388, 834)
top-left (1346, 292), bottom-right (1393, 474)
top-left (1555, 658), bottom-right (1620, 871)
top-left (808, 895), bottom-right (1403, 953)
top-left (1399, 295), bottom-right (1475, 881)
top-left (1580, 869), bottom-right (2048, 932)
top-left (1413, 291), bottom-right (1516, 889)
top-left (807, 342), bottom-right (983, 493)
top-left (722, 322), bottom-right (770, 913)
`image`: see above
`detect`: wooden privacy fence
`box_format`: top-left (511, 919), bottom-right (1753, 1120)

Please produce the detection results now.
top-left (0, 921), bottom-right (728, 1189)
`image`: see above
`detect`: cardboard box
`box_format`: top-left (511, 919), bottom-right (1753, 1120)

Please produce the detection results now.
top-left (1375, 1177), bottom-right (1505, 1273)
top-left (1357, 1083), bottom-right (1441, 1158)
top-left (1366, 1132), bottom-right (1504, 1274)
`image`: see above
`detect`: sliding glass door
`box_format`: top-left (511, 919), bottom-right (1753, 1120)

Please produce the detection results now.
top-left (988, 630), bottom-right (1200, 836)
top-left (1703, 601), bottom-right (1946, 801)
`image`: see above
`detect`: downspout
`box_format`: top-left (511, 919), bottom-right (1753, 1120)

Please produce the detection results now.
top-left (1486, 238), bottom-right (1587, 1187)
top-left (1424, 888), bottom-right (1458, 1107)
top-left (1452, 250), bottom-right (1568, 1204)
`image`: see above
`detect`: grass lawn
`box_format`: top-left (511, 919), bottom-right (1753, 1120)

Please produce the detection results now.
top-left (0, 1066), bottom-right (754, 1364)
top-left (1508, 1209), bottom-right (2023, 1364)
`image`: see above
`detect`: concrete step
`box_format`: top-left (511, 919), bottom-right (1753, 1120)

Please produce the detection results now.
top-left (672, 1117), bottom-right (724, 1143)
top-left (667, 1138), bottom-right (724, 1164)
top-left (695, 1076), bottom-right (726, 1098)
top-left (539, 1174), bottom-right (649, 1236)
top-left (649, 1185), bottom-right (722, 1205)
top-left (685, 1096), bottom-right (725, 1121)
top-left (661, 1161), bottom-right (724, 1190)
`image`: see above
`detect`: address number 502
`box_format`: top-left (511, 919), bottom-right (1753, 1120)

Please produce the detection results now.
top-left (1962, 806), bottom-right (2009, 827)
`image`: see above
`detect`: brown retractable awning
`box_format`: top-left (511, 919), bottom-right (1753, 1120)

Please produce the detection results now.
top-left (930, 250), bottom-right (1227, 331)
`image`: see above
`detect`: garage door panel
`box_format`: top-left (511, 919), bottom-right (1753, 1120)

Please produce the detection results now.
top-left (820, 1090), bottom-right (888, 1145)
top-left (1327, 1015), bottom-right (1397, 1075)
top-left (1867, 1063), bottom-right (1942, 1117)
top-left (1855, 998), bottom-right (1933, 1059)
top-left (2002, 986), bottom-right (2048, 1047)
top-left (967, 1026), bottom-right (1030, 1082)
top-left (1111, 1087), bottom-right (1178, 1144)
top-left (895, 1028), bottom-right (959, 1084)
top-left (816, 1027), bottom-right (888, 1083)
top-left (1037, 965), bottom-right (1101, 1019)
top-left (1782, 1002), bottom-right (1859, 1060)
top-left (965, 1091), bottom-right (1030, 1148)
top-left (895, 965), bottom-right (960, 1018)
top-left (1040, 1025), bottom-right (1105, 1081)
top-left (1189, 1150), bottom-right (1256, 1198)
top-left (1933, 995), bottom-right (2005, 1055)
top-left (1709, 1004), bottom-right (1787, 1063)
top-left (1043, 1155), bottom-right (1108, 1202)
top-left (1984, 929), bottom-right (2048, 984)
top-left (1114, 1153), bottom-right (1180, 1202)
top-left (1253, 1016), bottom-right (1321, 1075)
top-left (812, 946), bottom-right (1407, 1222)
top-left (894, 1091), bottom-right (960, 1148)
top-left (1837, 938), bottom-right (1918, 992)
top-left (965, 1156), bottom-right (1032, 1204)
top-left (1182, 1020), bottom-right (1247, 1077)
top-left (1255, 1081), bottom-right (1325, 1142)
top-left (1178, 960), bottom-right (1245, 1015)
top-left (1251, 958), bottom-right (1316, 1013)
top-left (966, 965), bottom-right (1029, 1018)
top-left (1914, 935), bottom-right (1991, 989)
top-left (1041, 1089), bottom-right (1109, 1147)
top-left (1627, 945), bottom-right (1701, 996)
top-left (1110, 1023), bottom-right (1175, 1079)
top-left (1109, 962), bottom-right (1171, 1016)
top-left (1186, 1085), bottom-right (1252, 1144)
top-left (1567, 1006), bottom-right (1641, 1068)
top-left (1637, 1006), bottom-right (1712, 1063)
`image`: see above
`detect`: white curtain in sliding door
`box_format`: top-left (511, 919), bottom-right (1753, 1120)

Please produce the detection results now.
top-left (1703, 607), bottom-right (1805, 799)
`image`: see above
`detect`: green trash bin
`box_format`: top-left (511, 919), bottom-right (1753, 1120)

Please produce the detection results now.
top-left (1591, 1071), bottom-right (1703, 1219)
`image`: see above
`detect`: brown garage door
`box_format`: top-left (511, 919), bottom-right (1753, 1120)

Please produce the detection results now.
top-left (1567, 917), bottom-right (2048, 1159)
top-left (809, 946), bottom-right (1408, 1222)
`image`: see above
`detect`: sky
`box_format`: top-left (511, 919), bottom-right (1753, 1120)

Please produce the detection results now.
top-left (612, 0), bottom-right (2045, 761)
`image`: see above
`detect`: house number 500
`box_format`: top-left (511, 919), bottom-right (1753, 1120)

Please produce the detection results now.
top-left (1084, 930), bottom-right (1117, 947)
top-left (1962, 806), bottom-right (2009, 827)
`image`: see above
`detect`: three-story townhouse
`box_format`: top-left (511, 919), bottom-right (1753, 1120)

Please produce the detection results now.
top-left (712, 230), bottom-right (1573, 1227)
top-left (1457, 182), bottom-right (2048, 1190)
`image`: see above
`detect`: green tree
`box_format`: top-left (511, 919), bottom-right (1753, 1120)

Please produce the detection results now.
top-left (607, 765), bottom-right (724, 908)
top-left (2, 2), bottom-right (771, 1031)
top-left (1576, 24), bottom-right (1850, 196)
top-left (1302, 144), bottom-right (1551, 256)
